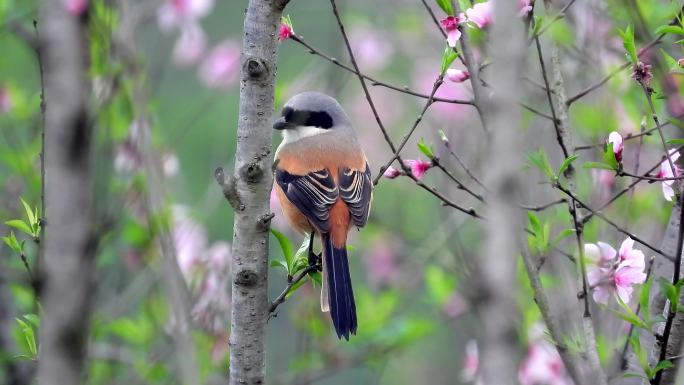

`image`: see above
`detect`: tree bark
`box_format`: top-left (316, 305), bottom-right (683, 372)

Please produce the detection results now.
top-left (36, 1), bottom-right (94, 385)
top-left (225, 1), bottom-right (289, 384)
top-left (473, 1), bottom-right (525, 384)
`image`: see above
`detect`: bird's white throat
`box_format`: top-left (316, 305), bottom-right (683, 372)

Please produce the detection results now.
top-left (281, 125), bottom-right (330, 144)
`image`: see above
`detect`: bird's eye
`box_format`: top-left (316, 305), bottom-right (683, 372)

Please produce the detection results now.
top-left (282, 107), bottom-right (294, 122)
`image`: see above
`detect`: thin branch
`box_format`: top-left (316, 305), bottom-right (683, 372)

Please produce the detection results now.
top-left (574, 124), bottom-right (662, 151)
top-left (269, 265), bottom-right (319, 314)
top-left (534, 34), bottom-right (568, 158)
top-left (431, 157), bottom-right (484, 202)
top-left (444, 144), bottom-right (488, 190)
top-left (290, 35), bottom-right (473, 106)
top-left (566, 36), bottom-right (664, 106)
top-left (520, 199), bottom-right (567, 211)
top-left (531, 0), bottom-right (578, 39)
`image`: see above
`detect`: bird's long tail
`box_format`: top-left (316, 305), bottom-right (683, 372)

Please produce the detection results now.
top-left (322, 233), bottom-right (357, 340)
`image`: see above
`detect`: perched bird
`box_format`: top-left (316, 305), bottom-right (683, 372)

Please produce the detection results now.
top-left (272, 92), bottom-right (373, 340)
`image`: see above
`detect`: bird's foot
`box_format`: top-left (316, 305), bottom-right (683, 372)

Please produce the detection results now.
top-left (307, 250), bottom-right (322, 272)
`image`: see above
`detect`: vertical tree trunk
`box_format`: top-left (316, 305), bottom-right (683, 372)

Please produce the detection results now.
top-left (474, 1), bottom-right (525, 384)
top-left (35, 1), bottom-right (94, 385)
top-left (226, 1), bottom-right (289, 384)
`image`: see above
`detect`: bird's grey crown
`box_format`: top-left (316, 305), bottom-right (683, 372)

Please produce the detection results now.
top-left (282, 91), bottom-right (352, 128)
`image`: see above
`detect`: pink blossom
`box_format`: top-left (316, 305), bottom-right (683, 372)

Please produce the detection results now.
top-left (278, 21), bottom-right (294, 42)
top-left (465, 2), bottom-right (493, 29)
top-left (440, 16), bottom-right (463, 47)
top-left (631, 61), bottom-right (653, 85)
top-left (64, 0), bottom-right (88, 16)
top-left (0, 87), bottom-right (12, 113)
top-left (383, 166), bottom-right (401, 179)
top-left (412, 64), bottom-right (471, 122)
top-left (519, 338), bottom-right (572, 385)
top-left (198, 40), bottom-right (241, 89)
top-left (607, 131), bottom-right (623, 162)
top-left (462, 340), bottom-right (479, 382)
top-left (114, 141), bottom-right (141, 174)
top-left (655, 149), bottom-right (681, 201)
top-left (172, 23), bottom-right (207, 66)
top-left (519, 0), bottom-right (533, 17)
top-left (157, 0), bottom-right (214, 32)
top-left (404, 159), bottom-right (432, 180)
top-left (446, 68), bottom-right (470, 83)
top-left (586, 238), bottom-right (647, 304)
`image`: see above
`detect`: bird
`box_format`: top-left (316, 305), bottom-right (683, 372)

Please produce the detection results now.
top-left (272, 91), bottom-right (373, 340)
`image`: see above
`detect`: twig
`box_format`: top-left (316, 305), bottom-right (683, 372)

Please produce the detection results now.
top-left (520, 199), bottom-right (566, 211)
top-left (618, 171), bottom-right (684, 182)
top-left (290, 35), bottom-right (473, 106)
top-left (444, 144), bottom-right (488, 190)
top-left (531, 0), bottom-right (578, 39)
top-left (34, 20), bottom-right (46, 276)
top-left (534, 34), bottom-right (568, 158)
top-left (431, 157), bottom-right (484, 202)
top-left (269, 265), bottom-right (319, 314)
top-left (574, 124), bottom-right (661, 151)
top-left (372, 77), bottom-right (444, 185)
top-left (555, 183), bottom-right (675, 262)
top-left (639, 82), bottom-right (677, 182)
top-left (566, 36), bottom-right (664, 106)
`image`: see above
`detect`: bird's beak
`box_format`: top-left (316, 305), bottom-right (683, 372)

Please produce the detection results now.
top-left (273, 117), bottom-right (293, 130)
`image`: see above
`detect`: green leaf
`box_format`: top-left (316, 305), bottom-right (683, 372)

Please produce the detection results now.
top-left (602, 144), bottom-right (619, 168)
top-left (661, 49), bottom-right (679, 71)
top-left (531, 16), bottom-right (544, 38)
top-left (2, 232), bottom-right (23, 254)
top-left (425, 265), bottom-right (456, 303)
top-left (583, 161), bottom-right (615, 170)
top-left (658, 277), bottom-right (681, 312)
top-left (440, 44), bottom-right (459, 74)
top-left (527, 147), bottom-right (555, 181)
top-left (270, 229), bottom-right (294, 273)
top-left (557, 155), bottom-right (579, 178)
top-left (619, 25), bottom-right (638, 64)
top-left (5, 219), bottom-right (32, 235)
top-left (606, 300), bottom-right (649, 330)
top-left (640, 278), bottom-right (653, 323)
top-left (270, 259), bottom-right (288, 270)
top-left (418, 138), bottom-right (435, 159)
top-left (666, 138), bottom-right (684, 145)
top-left (435, 0), bottom-right (453, 15)
top-left (653, 360), bottom-right (674, 375)
top-left (550, 228), bottom-right (574, 247)
top-left (19, 198), bottom-right (36, 228)
top-left (655, 25), bottom-right (684, 36)
top-left (15, 318), bottom-right (37, 359)
top-left (286, 276), bottom-right (311, 298)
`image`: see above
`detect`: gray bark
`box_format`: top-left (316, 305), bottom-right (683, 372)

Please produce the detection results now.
top-left (474, 1), bottom-right (526, 384)
top-left (226, 1), bottom-right (289, 384)
top-left (36, 1), bottom-right (94, 385)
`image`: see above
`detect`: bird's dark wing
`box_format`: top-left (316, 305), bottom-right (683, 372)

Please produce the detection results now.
top-left (275, 168), bottom-right (338, 232)
top-left (338, 164), bottom-right (373, 228)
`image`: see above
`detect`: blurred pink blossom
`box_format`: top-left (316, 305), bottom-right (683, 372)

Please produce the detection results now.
top-left (445, 69), bottom-right (470, 83)
top-left (655, 149), bottom-right (681, 201)
top-left (157, 0), bottom-right (214, 32)
top-left (586, 238), bottom-right (647, 304)
top-left (404, 159), bottom-right (432, 180)
top-left (364, 239), bottom-right (400, 287)
top-left (198, 40), bottom-right (241, 89)
top-left (64, 0), bottom-right (88, 16)
top-left (349, 26), bottom-right (394, 71)
top-left (465, 2), bottom-right (493, 29)
top-left (443, 292), bottom-right (467, 318)
top-left (519, 0), bottom-right (533, 17)
top-left (172, 23), bottom-right (207, 66)
top-left (383, 166), bottom-right (401, 179)
top-left (0, 87), bottom-right (12, 113)
top-left (462, 340), bottom-right (480, 382)
top-left (413, 65), bottom-right (471, 121)
top-left (440, 16), bottom-right (463, 47)
top-left (172, 205), bottom-right (208, 283)
top-left (161, 151), bottom-right (180, 177)
top-left (519, 336), bottom-right (572, 385)
top-left (607, 131), bottom-right (623, 162)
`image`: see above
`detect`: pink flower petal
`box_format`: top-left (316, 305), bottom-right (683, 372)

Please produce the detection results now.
top-left (383, 165), bottom-right (401, 179)
top-left (198, 40), bottom-right (241, 89)
top-left (445, 68), bottom-right (470, 83)
top-left (64, 0), bottom-right (88, 16)
top-left (465, 2), bottom-right (493, 29)
top-left (172, 22), bottom-right (207, 67)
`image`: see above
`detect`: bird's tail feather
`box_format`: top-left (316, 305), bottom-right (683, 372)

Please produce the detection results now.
top-left (322, 234), bottom-right (357, 340)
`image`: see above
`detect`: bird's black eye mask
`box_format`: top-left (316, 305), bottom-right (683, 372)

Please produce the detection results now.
top-left (281, 106), bottom-right (333, 129)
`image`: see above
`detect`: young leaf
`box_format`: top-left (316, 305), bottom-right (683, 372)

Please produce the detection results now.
top-left (2, 232), bottom-right (23, 254)
top-left (557, 155), bottom-right (579, 178)
top-left (270, 229), bottom-right (294, 273)
top-left (435, 0), bottom-right (453, 15)
top-left (19, 198), bottom-right (36, 228)
top-left (655, 25), bottom-right (684, 36)
top-left (418, 138), bottom-right (435, 159)
top-left (619, 25), bottom-right (638, 64)
top-left (527, 148), bottom-right (555, 181)
top-left (583, 161), bottom-right (615, 170)
top-left (270, 259), bottom-right (288, 271)
top-left (550, 228), bottom-right (575, 247)
top-left (440, 45), bottom-right (459, 74)
top-left (5, 219), bottom-right (32, 235)
top-left (15, 318), bottom-right (37, 359)
top-left (653, 360), bottom-right (674, 375)
top-left (666, 138), bottom-right (684, 145)
top-left (602, 144), bottom-right (619, 169)
top-left (658, 277), bottom-right (679, 310)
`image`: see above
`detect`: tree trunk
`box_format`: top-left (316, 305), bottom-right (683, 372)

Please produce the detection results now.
top-left (225, 1), bottom-right (289, 384)
top-left (35, 1), bottom-right (94, 385)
